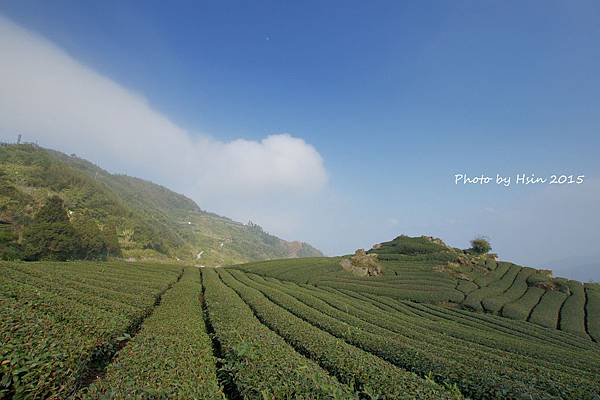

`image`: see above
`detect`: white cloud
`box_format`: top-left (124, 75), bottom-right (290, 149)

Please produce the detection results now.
top-left (0, 15), bottom-right (327, 205)
top-left (195, 134), bottom-right (326, 196)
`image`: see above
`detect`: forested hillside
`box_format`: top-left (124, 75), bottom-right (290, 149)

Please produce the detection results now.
top-left (0, 144), bottom-right (321, 264)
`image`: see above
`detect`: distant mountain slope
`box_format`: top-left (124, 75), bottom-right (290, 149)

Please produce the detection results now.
top-left (234, 235), bottom-right (600, 339)
top-left (0, 143), bottom-right (322, 264)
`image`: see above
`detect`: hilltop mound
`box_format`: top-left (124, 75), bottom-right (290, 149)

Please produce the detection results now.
top-left (0, 143), bottom-right (322, 264)
top-left (369, 235), bottom-right (453, 256)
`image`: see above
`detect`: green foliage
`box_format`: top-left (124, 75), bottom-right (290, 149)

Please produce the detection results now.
top-left (80, 269), bottom-right (222, 399)
top-left (585, 284), bottom-right (600, 342)
top-left (2, 254), bottom-right (600, 399)
top-left (31, 195), bottom-right (70, 224)
top-left (529, 290), bottom-right (569, 329)
top-left (232, 270), bottom-right (600, 399)
top-left (369, 235), bottom-right (451, 256)
top-left (559, 280), bottom-right (588, 337)
top-left (320, 280), bottom-right (464, 303)
top-left (0, 261), bottom-right (181, 399)
top-left (469, 237), bottom-right (492, 254)
top-left (131, 221), bottom-right (167, 254)
top-left (234, 257), bottom-right (465, 304)
top-left (202, 268), bottom-right (355, 399)
top-left (464, 263), bottom-right (521, 312)
top-left (502, 286), bottom-right (546, 321)
top-left (221, 269), bottom-right (454, 399)
top-left (0, 144), bottom-right (322, 263)
top-left (100, 221), bottom-right (121, 257)
top-left (472, 261), bottom-right (510, 287)
top-left (527, 269), bottom-right (554, 285)
top-left (18, 197), bottom-right (120, 261)
top-left (375, 251), bottom-right (460, 262)
top-left (0, 228), bottom-right (22, 260)
top-left (481, 267), bottom-right (535, 313)
top-left (456, 279), bottom-right (478, 294)
top-left (72, 217), bottom-right (108, 260)
top-left (22, 196), bottom-right (80, 261)
top-left (234, 239), bottom-right (599, 339)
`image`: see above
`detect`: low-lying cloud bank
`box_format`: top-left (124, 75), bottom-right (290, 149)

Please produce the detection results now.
top-left (0, 15), bottom-right (327, 205)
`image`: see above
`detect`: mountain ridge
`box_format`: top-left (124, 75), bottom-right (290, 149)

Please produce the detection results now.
top-left (0, 143), bottom-right (322, 264)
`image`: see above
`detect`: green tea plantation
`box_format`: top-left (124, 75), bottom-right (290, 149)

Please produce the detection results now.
top-left (1, 237), bottom-right (599, 399)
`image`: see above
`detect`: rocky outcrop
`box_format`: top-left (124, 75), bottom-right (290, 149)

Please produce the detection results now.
top-left (340, 249), bottom-right (383, 277)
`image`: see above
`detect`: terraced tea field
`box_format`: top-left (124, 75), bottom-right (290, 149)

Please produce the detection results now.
top-left (0, 261), bottom-right (208, 399)
top-left (2, 252), bottom-right (600, 399)
top-left (235, 241), bottom-right (600, 341)
top-left (220, 269), bottom-right (600, 399)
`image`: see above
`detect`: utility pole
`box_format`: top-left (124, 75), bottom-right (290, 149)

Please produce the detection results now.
top-left (17, 134), bottom-right (21, 144)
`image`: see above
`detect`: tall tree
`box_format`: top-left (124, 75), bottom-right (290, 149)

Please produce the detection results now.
top-left (22, 196), bottom-right (79, 261)
top-left (101, 221), bottom-right (122, 258)
top-left (72, 217), bottom-right (107, 260)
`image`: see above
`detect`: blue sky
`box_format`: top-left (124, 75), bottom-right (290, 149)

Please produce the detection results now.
top-left (1, 1), bottom-right (599, 278)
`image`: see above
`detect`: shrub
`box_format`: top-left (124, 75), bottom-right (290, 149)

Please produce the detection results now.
top-left (469, 237), bottom-right (492, 255)
top-left (81, 269), bottom-right (221, 399)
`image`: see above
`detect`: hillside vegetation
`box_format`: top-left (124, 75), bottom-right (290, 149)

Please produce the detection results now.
top-left (234, 235), bottom-right (600, 340)
top-left (0, 144), bottom-right (321, 264)
top-left (2, 257), bottom-right (599, 399)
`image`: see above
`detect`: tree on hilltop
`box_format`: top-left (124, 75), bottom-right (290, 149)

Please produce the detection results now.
top-left (470, 236), bottom-right (492, 254)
